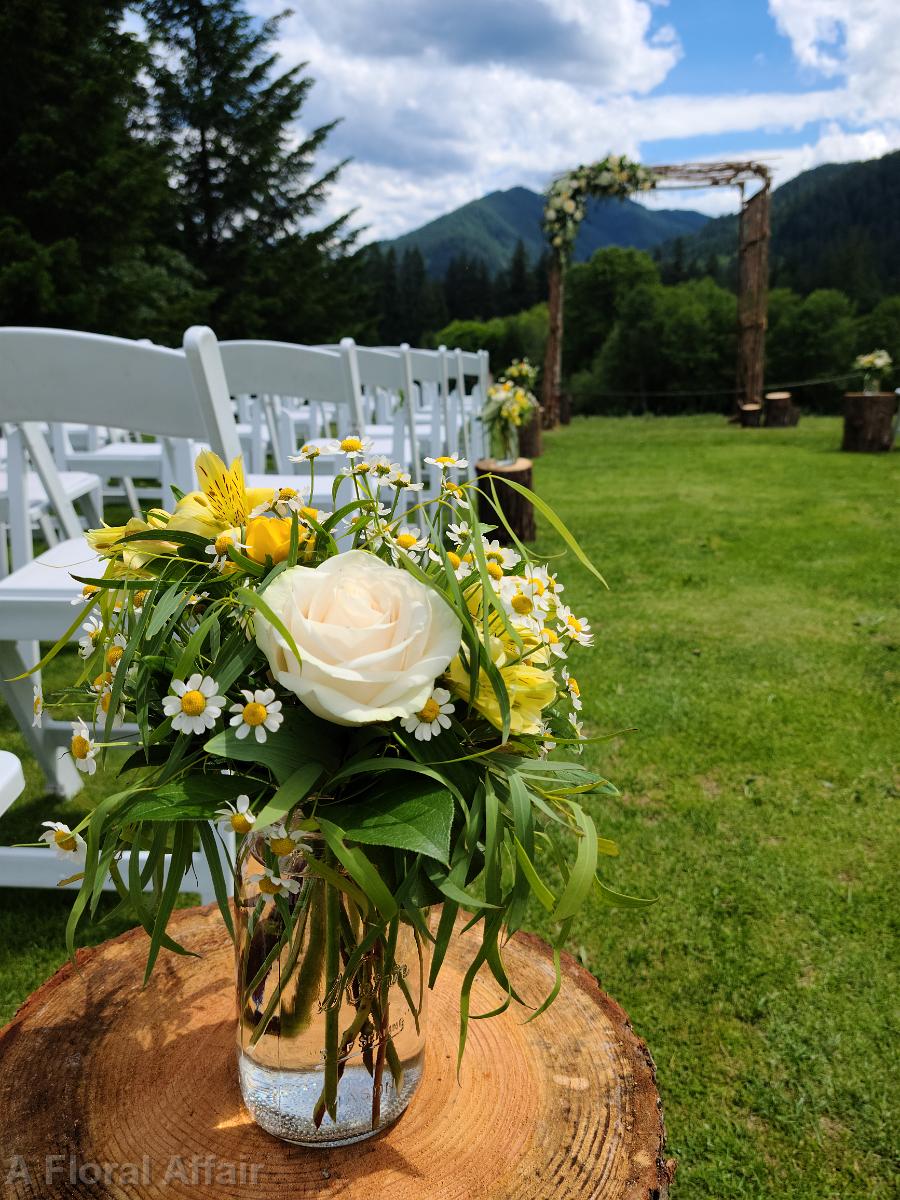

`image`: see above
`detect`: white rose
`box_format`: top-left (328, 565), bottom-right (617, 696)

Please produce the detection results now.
top-left (254, 551), bottom-right (462, 726)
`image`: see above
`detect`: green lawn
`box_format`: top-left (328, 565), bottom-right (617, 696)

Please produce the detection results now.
top-left (1, 415), bottom-right (897, 1197)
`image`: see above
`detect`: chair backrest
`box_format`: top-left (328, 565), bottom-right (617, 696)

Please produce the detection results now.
top-left (0, 327), bottom-right (241, 462)
top-left (342, 341), bottom-right (422, 478)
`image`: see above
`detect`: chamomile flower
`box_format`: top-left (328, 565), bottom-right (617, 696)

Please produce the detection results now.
top-left (562, 667), bottom-right (583, 710)
top-left (369, 457), bottom-right (399, 481)
top-left (388, 468), bottom-right (423, 491)
top-left (40, 821), bottom-right (86, 864)
top-left (391, 525), bottom-right (429, 560)
top-left (401, 688), bottom-right (454, 741)
top-left (78, 614), bottom-right (104, 658)
top-left (32, 685), bottom-right (43, 728)
top-left (132, 589), bottom-right (149, 612)
top-left (255, 867), bottom-right (301, 898)
top-left (216, 794), bottom-right (256, 835)
top-left (539, 626), bottom-right (568, 660)
top-left (327, 435), bottom-right (374, 459)
top-left (446, 521), bottom-right (471, 547)
top-left (568, 711), bottom-right (586, 754)
top-left (340, 460), bottom-right (371, 477)
top-left (69, 718), bottom-right (97, 775)
top-left (264, 822), bottom-right (304, 858)
top-left (248, 492), bottom-right (278, 519)
top-left (482, 538), bottom-right (520, 572)
top-left (425, 453), bottom-right (468, 470)
top-left (228, 688), bottom-right (284, 742)
top-left (204, 530), bottom-right (243, 570)
top-left (556, 605), bottom-right (593, 646)
top-left (162, 673), bottom-right (226, 735)
top-left (97, 687), bottom-right (125, 728)
top-left (70, 584), bottom-right (100, 606)
top-left (428, 548), bottom-right (472, 580)
top-left (272, 486), bottom-right (306, 517)
top-left (104, 633), bottom-right (127, 672)
top-left (289, 443), bottom-right (322, 462)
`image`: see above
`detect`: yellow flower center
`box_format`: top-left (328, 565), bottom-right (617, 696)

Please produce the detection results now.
top-left (511, 592), bottom-right (533, 615)
top-left (93, 672), bottom-right (113, 691)
top-left (54, 830), bottom-right (78, 853)
top-left (33, 694), bottom-right (42, 715)
top-left (100, 691), bottom-right (114, 714)
top-left (82, 585), bottom-right (99, 599)
top-left (180, 690), bottom-right (207, 716)
top-left (418, 698), bottom-right (441, 722)
top-left (567, 615), bottom-right (584, 634)
top-left (106, 646), bottom-right (124, 668)
top-left (269, 836), bottom-right (295, 856)
top-left (568, 677), bottom-right (581, 696)
top-left (278, 487), bottom-right (297, 501)
top-left (447, 551), bottom-right (461, 570)
top-left (231, 812), bottom-right (254, 835)
top-left (258, 876), bottom-right (280, 895)
top-left (487, 562), bottom-right (503, 581)
top-left (134, 590), bottom-right (148, 607)
top-left (462, 553), bottom-right (475, 564)
top-left (214, 533), bottom-right (233, 555)
top-left (242, 701), bottom-right (268, 727)
top-left (434, 455), bottom-right (455, 465)
top-left (71, 735), bottom-right (91, 760)
top-left (340, 436), bottom-right (363, 453)
top-left (485, 549), bottom-right (505, 563)
top-left (443, 481), bottom-right (464, 498)
top-left (396, 533), bottom-right (419, 550)
top-left (542, 628), bottom-right (559, 644)
top-left (530, 578), bottom-right (546, 595)
top-left (89, 628), bottom-right (102, 643)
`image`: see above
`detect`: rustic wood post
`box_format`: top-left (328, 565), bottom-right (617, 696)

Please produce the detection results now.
top-left (476, 457), bottom-right (536, 543)
top-left (0, 907), bottom-right (675, 1200)
top-left (542, 255), bottom-right (564, 429)
top-left (736, 179), bottom-right (771, 413)
top-left (842, 392), bottom-right (898, 452)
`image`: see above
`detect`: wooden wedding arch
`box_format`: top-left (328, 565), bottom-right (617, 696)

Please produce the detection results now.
top-left (540, 156), bottom-right (772, 425)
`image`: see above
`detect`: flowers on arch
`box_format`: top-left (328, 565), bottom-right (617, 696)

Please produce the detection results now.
top-left (543, 154), bottom-right (656, 259)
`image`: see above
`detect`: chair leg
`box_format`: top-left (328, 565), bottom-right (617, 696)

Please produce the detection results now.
top-left (0, 642), bottom-right (83, 798)
top-left (82, 484), bottom-right (103, 529)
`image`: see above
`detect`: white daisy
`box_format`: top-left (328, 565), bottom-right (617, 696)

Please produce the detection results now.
top-left (78, 614), bottom-right (104, 659)
top-left (446, 521), bottom-right (471, 547)
top-left (288, 443), bottom-right (322, 463)
top-left (271, 486), bottom-right (308, 517)
top-left (97, 687), bottom-right (125, 728)
top-left (325, 435), bottom-right (374, 459)
top-left (229, 688), bottom-right (283, 742)
top-left (255, 867), bottom-right (302, 898)
top-left (425, 453), bottom-right (468, 470)
top-left (132, 589), bottom-right (149, 613)
top-left (248, 492), bottom-right (278, 520)
top-left (369, 457), bottom-right (400, 481)
top-left (400, 688), bottom-right (454, 741)
top-left (388, 468), bottom-right (423, 491)
top-left (204, 530), bottom-right (243, 571)
top-left (216, 793), bottom-right (256, 835)
top-left (70, 584), bottom-right (100, 607)
top-left (264, 822), bottom-right (304, 858)
top-left (556, 605), bottom-right (594, 646)
top-left (162, 673), bottom-right (226, 735)
top-left (482, 538), bottom-right (521, 572)
top-left (104, 633), bottom-right (127, 673)
top-left (32, 685), bottom-right (43, 728)
top-left (562, 667), bottom-right (583, 710)
top-left (69, 718), bottom-right (97, 775)
top-left (391, 525), bottom-right (429, 562)
top-left (40, 821), bottom-right (86, 864)
top-left (539, 626), bottom-right (568, 660)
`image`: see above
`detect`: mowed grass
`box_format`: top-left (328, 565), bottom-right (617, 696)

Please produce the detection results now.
top-left (1, 415), bottom-right (897, 1197)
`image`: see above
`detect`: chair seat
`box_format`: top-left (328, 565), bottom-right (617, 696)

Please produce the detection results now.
top-left (0, 537), bottom-right (104, 640)
top-left (67, 442), bottom-right (162, 478)
top-left (0, 751), bottom-right (26, 818)
top-left (0, 470), bottom-right (100, 516)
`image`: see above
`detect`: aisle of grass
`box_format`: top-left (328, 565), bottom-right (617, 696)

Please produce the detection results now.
top-left (0, 415), bottom-right (896, 1197)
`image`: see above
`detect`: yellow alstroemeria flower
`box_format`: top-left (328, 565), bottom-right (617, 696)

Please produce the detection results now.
top-left (245, 517), bottom-right (316, 566)
top-left (444, 636), bottom-right (556, 736)
top-left (167, 452), bottom-right (274, 539)
top-left (86, 512), bottom-right (176, 570)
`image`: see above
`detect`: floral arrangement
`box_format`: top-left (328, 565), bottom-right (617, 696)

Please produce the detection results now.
top-left (853, 349), bottom-right (892, 392)
top-left (500, 357), bottom-right (539, 391)
top-left (543, 154), bottom-right (656, 261)
top-left (32, 444), bottom-right (642, 1134)
top-left (482, 376), bottom-right (539, 462)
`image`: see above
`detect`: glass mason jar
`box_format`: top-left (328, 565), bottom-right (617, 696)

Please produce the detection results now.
top-left (863, 372), bottom-right (880, 394)
top-left (490, 420), bottom-right (519, 465)
top-left (235, 830), bottom-right (430, 1147)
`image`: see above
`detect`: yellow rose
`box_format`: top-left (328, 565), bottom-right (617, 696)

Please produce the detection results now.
top-left (245, 517), bottom-right (294, 565)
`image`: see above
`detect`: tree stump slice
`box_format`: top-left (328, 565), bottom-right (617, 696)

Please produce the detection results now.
top-left (476, 457), bottom-right (536, 544)
top-left (0, 907), bottom-right (672, 1200)
top-left (763, 391), bottom-right (800, 427)
top-left (738, 403), bottom-right (762, 428)
top-left (842, 392), bottom-right (898, 452)
top-left (517, 410), bottom-right (543, 459)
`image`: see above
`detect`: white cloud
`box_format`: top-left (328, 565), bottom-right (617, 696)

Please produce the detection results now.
top-left (247, 0), bottom-right (900, 240)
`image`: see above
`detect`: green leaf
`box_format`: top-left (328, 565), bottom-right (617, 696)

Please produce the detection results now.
top-left (593, 877), bottom-right (657, 908)
top-left (324, 784), bottom-right (454, 863)
top-left (204, 707), bottom-right (340, 783)
top-left (120, 774), bottom-right (259, 822)
top-left (553, 802), bottom-right (598, 922)
top-left (316, 819), bottom-right (398, 920)
top-left (254, 762), bottom-right (324, 828)
top-left (496, 476), bottom-right (608, 587)
top-left (235, 585), bottom-right (304, 668)
top-left (513, 837), bottom-right (557, 911)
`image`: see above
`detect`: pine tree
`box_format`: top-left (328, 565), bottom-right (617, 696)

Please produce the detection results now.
top-left (0, 0), bottom-right (202, 337)
top-left (141, 0), bottom-right (358, 338)
top-left (503, 239), bottom-right (533, 315)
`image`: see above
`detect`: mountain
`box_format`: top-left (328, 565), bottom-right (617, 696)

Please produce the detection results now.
top-left (663, 151), bottom-right (900, 303)
top-left (381, 186), bottom-right (709, 276)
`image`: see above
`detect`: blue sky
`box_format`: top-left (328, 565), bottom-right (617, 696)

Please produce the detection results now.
top-left (251, 0), bottom-right (900, 239)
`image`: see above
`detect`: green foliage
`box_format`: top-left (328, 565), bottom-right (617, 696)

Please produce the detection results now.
top-left (433, 303), bottom-right (548, 364)
top-left (572, 277), bottom-right (737, 414)
top-left (563, 247), bottom-right (659, 377)
top-left (766, 289), bottom-right (859, 410)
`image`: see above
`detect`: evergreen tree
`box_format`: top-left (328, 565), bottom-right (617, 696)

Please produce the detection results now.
top-left (503, 239), bottom-right (533, 315)
top-left (141, 0), bottom-right (359, 339)
top-left (0, 0), bottom-right (203, 337)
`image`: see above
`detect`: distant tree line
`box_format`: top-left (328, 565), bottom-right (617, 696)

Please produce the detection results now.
top-left (359, 239), bottom-right (550, 345)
